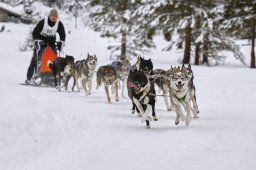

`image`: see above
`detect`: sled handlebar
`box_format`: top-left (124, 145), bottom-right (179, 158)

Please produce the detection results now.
top-left (34, 40), bottom-right (62, 50)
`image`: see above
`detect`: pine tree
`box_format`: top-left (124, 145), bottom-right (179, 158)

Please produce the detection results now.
top-left (223, 0), bottom-right (256, 68)
top-left (138, 0), bottom-right (247, 66)
top-left (86, 0), bottom-right (153, 60)
top-left (20, 0), bottom-right (33, 24)
top-left (64, 0), bottom-right (83, 28)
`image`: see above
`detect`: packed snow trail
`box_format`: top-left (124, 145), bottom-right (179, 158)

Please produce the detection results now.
top-left (0, 23), bottom-right (255, 170)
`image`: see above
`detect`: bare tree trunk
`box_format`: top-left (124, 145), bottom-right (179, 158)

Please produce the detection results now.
top-left (251, 19), bottom-right (256, 68)
top-left (183, 23), bottom-right (191, 64)
top-left (120, 31), bottom-right (126, 60)
top-left (195, 15), bottom-right (201, 65)
top-left (120, 0), bottom-right (127, 60)
top-left (48, 0), bottom-right (53, 7)
top-left (202, 33), bottom-right (209, 66)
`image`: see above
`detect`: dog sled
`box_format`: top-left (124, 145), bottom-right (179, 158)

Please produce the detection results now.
top-left (29, 40), bottom-right (58, 86)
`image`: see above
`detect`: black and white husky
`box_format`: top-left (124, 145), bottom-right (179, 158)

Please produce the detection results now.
top-left (48, 55), bottom-right (75, 91)
top-left (127, 69), bottom-right (152, 129)
top-left (170, 65), bottom-right (199, 126)
top-left (74, 53), bottom-right (97, 95)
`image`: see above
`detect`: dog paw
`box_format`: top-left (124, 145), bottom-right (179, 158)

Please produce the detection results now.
top-left (152, 116), bottom-right (158, 121)
top-left (141, 115), bottom-right (151, 123)
top-left (145, 125), bottom-right (150, 129)
top-left (167, 108), bottom-right (172, 112)
top-left (193, 115), bottom-right (199, 118)
top-left (175, 117), bottom-right (180, 125)
top-left (115, 98), bottom-right (119, 102)
top-left (131, 110), bottom-right (135, 114)
top-left (185, 116), bottom-right (192, 126)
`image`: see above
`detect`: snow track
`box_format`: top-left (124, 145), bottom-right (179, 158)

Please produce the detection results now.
top-left (0, 22), bottom-right (255, 170)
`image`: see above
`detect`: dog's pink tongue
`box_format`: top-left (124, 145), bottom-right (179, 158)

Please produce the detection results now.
top-left (128, 82), bottom-right (134, 88)
top-left (176, 84), bottom-right (182, 89)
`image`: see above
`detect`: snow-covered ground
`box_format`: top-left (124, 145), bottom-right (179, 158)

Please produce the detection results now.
top-left (0, 18), bottom-right (256, 170)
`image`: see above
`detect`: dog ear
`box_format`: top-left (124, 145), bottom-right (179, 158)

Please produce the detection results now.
top-left (177, 66), bottom-right (181, 71)
top-left (169, 65), bottom-right (173, 71)
top-left (181, 64), bottom-right (187, 72)
top-left (188, 64), bottom-right (191, 70)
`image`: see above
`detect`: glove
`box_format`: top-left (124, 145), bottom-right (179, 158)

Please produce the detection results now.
top-left (56, 41), bottom-right (63, 51)
top-left (57, 41), bottom-right (65, 51)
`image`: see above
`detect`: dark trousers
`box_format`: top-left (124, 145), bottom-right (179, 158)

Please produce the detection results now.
top-left (26, 48), bottom-right (37, 80)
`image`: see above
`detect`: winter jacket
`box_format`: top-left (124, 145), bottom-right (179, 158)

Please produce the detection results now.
top-left (32, 17), bottom-right (66, 43)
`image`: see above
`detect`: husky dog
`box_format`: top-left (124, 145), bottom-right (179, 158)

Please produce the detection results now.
top-left (96, 65), bottom-right (119, 104)
top-left (154, 68), bottom-right (175, 111)
top-left (110, 59), bottom-right (131, 98)
top-left (127, 70), bottom-right (152, 129)
top-left (48, 55), bottom-right (75, 91)
top-left (74, 53), bottom-right (97, 95)
top-left (139, 57), bottom-right (158, 121)
top-left (63, 62), bottom-right (76, 91)
top-left (170, 65), bottom-right (198, 126)
top-left (184, 64), bottom-right (200, 116)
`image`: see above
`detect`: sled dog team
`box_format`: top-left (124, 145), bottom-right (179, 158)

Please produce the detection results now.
top-left (48, 54), bottom-right (200, 129)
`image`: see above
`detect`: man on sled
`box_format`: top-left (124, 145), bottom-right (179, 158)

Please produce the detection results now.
top-left (25, 9), bottom-right (66, 85)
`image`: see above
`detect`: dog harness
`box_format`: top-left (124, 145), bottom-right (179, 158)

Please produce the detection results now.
top-left (41, 17), bottom-right (59, 37)
top-left (176, 95), bottom-right (185, 102)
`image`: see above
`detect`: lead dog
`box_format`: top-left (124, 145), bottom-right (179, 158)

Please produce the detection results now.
top-left (74, 53), bottom-right (97, 95)
top-left (184, 64), bottom-right (200, 116)
top-left (127, 69), bottom-right (152, 128)
top-left (96, 65), bottom-right (119, 104)
top-left (170, 65), bottom-right (199, 126)
top-left (139, 57), bottom-right (158, 121)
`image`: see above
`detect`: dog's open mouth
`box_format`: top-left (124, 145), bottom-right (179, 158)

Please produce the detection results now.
top-left (89, 62), bottom-right (96, 67)
top-left (133, 82), bottom-right (141, 93)
top-left (175, 83), bottom-right (184, 89)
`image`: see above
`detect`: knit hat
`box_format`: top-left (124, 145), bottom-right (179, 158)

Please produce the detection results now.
top-left (49, 9), bottom-right (58, 17)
